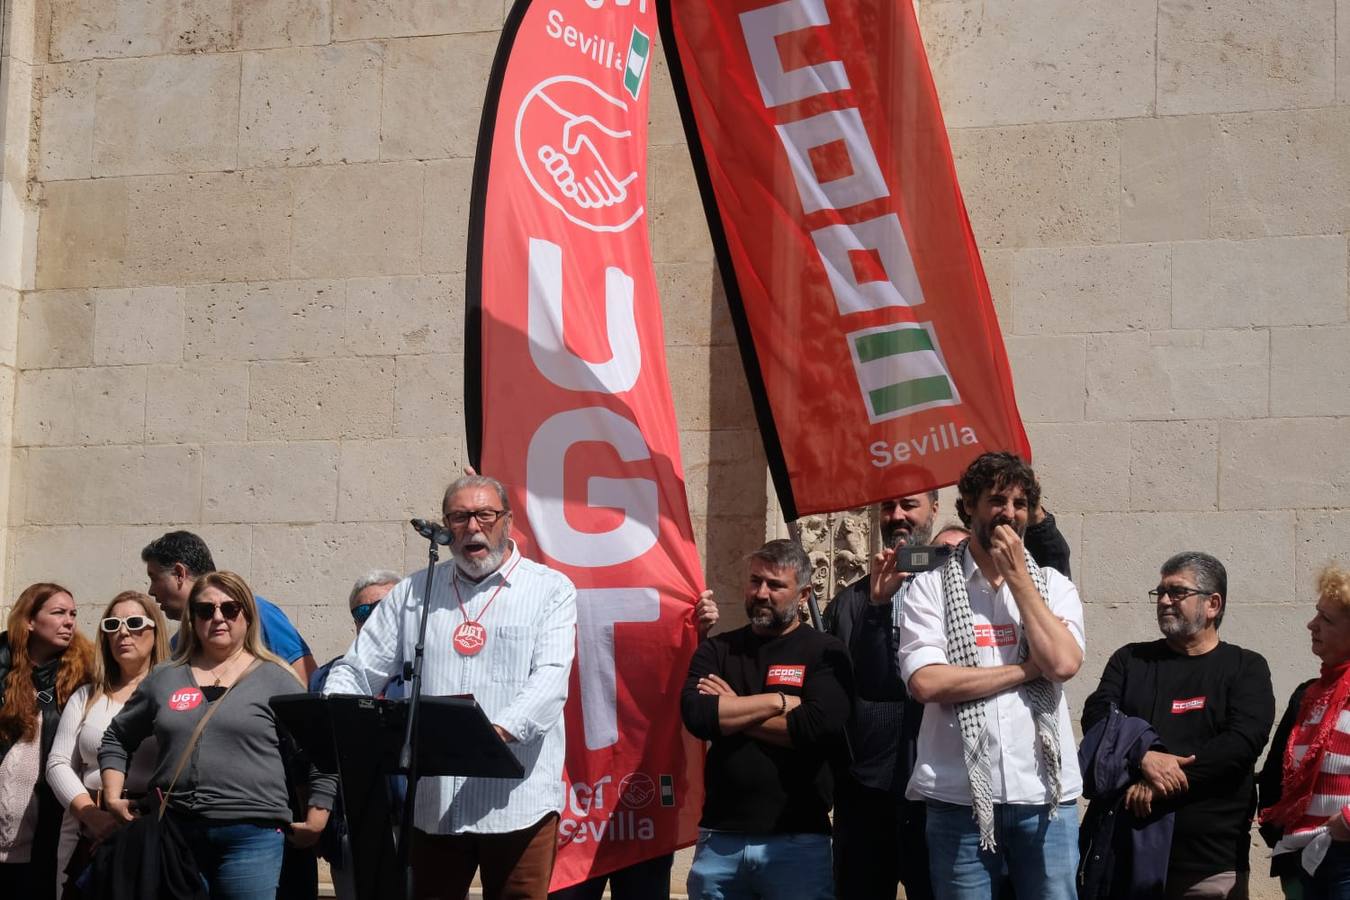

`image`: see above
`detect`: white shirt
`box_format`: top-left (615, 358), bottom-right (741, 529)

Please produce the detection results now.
top-left (898, 547), bottom-right (1085, 805)
top-left (47, 685), bottom-right (158, 808)
top-left (324, 542), bottom-right (577, 834)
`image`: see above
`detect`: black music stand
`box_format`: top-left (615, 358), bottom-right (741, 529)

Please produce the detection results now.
top-left (272, 693), bottom-right (525, 900)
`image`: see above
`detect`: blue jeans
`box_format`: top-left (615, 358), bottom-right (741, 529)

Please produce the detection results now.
top-left (176, 818), bottom-right (286, 900)
top-left (687, 830), bottom-right (834, 899)
top-left (925, 799), bottom-right (1078, 900)
top-left (1303, 840), bottom-right (1350, 899)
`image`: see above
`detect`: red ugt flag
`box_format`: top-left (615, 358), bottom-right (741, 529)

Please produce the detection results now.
top-left (466, 0), bottom-right (705, 889)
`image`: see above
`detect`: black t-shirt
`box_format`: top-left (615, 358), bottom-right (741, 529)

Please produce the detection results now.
top-left (1082, 640), bottom-right (1275, 876)
top-left (681, 624), bottom-right (853, 834)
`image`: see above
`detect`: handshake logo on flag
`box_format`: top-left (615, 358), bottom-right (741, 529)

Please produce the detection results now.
top-left (515, 75), bottom-right (645, 233)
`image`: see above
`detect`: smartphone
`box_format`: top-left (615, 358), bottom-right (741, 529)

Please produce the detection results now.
top-left (895, 544), bottom-right (954, 573)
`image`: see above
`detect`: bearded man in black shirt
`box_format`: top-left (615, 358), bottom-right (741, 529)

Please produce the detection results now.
top-left (681, 539), bottom-right (853, 900)
top-left (1082, 551), bottom-right (1275, 899)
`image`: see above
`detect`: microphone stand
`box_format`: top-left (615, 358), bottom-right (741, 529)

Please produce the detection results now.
top-left (398, 520), bottom-right (450, 900)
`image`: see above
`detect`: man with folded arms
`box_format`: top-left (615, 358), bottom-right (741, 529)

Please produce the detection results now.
top-left (681, 539), bottom-right (852, 899)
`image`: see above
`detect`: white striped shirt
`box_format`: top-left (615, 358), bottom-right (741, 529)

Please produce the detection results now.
top-left (324, 542), bottom-right (577, 834)
top-left (1289, 707), bottom-right (1350, 822)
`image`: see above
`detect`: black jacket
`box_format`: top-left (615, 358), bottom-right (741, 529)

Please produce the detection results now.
top-left (1025, 510), bottom-right (1072, 578)
top-left (87, 801), bottom-right (208, 900)
top-left (1257, 679), bottom-right (1316, 877)
top-left (822, 577), bottom-right (923, 794)
top-left (0, 631), bottom-right (71, 900)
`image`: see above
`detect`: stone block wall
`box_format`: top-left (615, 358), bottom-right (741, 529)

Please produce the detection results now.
top-left (5, 0), bottom-right (766, 661)
top-left (5, 1), bottom-right (1345, 896)
top-left (921, 0), bottom-right (1350, 715)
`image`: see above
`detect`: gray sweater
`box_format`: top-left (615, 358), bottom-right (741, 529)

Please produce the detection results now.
top-left (99, 660), bottom-right (336, 823)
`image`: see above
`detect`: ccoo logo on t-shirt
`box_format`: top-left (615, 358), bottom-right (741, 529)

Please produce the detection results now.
top-left (1171, 696), bottom-right (1206, 714)
top-left (167, 688), bottom-right (204, 712)
top-left (765, 665), bottom-right (806, 687)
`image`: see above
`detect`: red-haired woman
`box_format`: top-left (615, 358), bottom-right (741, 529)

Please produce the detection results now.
top-left (0, 583), bottom-right (94, 900)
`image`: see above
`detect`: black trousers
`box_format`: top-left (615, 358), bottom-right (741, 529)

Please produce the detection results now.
top-left (548, 852), bottom-right (674, 900)
top-left (832, 777), bottom-right (934, 900)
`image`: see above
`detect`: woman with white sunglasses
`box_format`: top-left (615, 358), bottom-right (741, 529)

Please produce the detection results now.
top-left (45, 590), bottom-right (168, 898)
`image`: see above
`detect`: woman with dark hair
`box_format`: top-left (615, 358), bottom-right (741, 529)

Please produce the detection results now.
top-left (0, 582), bottom-right (94, 899)
top-left (100, 571), bottom-right (336, 900)
top-left (46, 590), bottom-right (169, 897)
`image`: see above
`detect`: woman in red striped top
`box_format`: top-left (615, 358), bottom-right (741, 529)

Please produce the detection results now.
top-left (1262, 564), bottom-right (1350, 898)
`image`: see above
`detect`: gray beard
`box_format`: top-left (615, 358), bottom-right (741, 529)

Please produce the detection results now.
top-left (1158, 605), bottom-right (1207, 639)
top-left (454, 539), bottom-right (509, 580)
top-left (748, 603), bottom-right (796, 631)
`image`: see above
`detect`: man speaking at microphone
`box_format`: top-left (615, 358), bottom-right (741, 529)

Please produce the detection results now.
top-left (325, 474), bottom-right (577, 900)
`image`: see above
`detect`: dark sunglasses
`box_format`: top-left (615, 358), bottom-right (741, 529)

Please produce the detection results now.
top-left (351, 601), bottom-right (381, 625)
top-left (100, 615), bottom-right (155, 634)
top-left (190, 600), bottom-right (244, 622)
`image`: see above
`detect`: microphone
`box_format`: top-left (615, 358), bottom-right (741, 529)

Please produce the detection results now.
top-left (410, 518), bottom-right (453, 546)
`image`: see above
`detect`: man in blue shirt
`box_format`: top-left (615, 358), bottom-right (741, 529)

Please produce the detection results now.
top-left (141, 530), bottom-right (317, 681)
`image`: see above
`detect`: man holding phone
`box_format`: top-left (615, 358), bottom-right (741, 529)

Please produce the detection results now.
top-left (823, 490), bottom-right (940, 900)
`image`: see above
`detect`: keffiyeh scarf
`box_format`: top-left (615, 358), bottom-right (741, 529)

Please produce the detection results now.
top-left (941, 539), bottom-right (1061, 851)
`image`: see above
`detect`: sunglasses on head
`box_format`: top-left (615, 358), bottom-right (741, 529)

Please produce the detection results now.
top-left (100, 615), bottom-right (155, 634)
top-left (190, 600), bottom-right (245, 622)
top-left (351, 601), bottom-right (381, 625)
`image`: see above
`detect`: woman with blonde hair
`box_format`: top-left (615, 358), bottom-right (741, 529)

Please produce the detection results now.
top-left (46, 590), bottom-right (168, 897)
top-left (0, 583), bottom-right (94, 900)
top-left (100, 571), bottom-right (335, 900)
top-left (1260, 564), bottom-right (1350, 898)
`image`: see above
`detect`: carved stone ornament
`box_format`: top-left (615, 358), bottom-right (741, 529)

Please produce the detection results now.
top-left (787, 506), bottom-right (879, 606)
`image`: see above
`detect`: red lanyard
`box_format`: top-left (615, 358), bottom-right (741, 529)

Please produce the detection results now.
top-left (449, 555), bottom-right (522, 656)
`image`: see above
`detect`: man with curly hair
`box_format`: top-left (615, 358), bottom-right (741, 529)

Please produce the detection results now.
top-left (899, 452), bottom-right (1085, 899)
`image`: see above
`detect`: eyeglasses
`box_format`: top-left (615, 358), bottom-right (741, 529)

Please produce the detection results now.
top-left (190, 601), bottom-right (244, 622)
top-left (1147, 586), bottom-right (1212, 602)
top-left (100, 616), bottom-right (155, 634)
top-left (443, 509), bottom-right (508, 528)
top-left (351, 601), bottom-right (381, 625)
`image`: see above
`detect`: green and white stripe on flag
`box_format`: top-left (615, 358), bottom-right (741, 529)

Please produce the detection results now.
top-left (846, 322), bottom-right (961, 423)
top-left (624, 27), bottom-right (651, 100)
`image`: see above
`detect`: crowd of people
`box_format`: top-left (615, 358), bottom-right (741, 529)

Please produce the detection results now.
top-left (680, 452), bottom-right (1347, 900)
top-left (0, 458), bottom-right (1344, 900)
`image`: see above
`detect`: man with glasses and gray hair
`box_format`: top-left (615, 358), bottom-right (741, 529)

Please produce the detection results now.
top-left (1081, 551), bottom-right (1275, 899)
top-left (324, 474), bottom-right (577, 900)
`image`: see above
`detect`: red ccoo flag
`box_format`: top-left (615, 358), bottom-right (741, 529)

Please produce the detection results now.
top-left (657, 0), bottom-right (1031, 518)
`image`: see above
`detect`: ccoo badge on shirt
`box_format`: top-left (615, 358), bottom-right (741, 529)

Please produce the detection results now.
top-left (765, 665), bottom-right (806, 688)
top-left (1171, 696), bottom-right (1206, 714)
top-left (974, 623), bottom-right (1018, 647)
